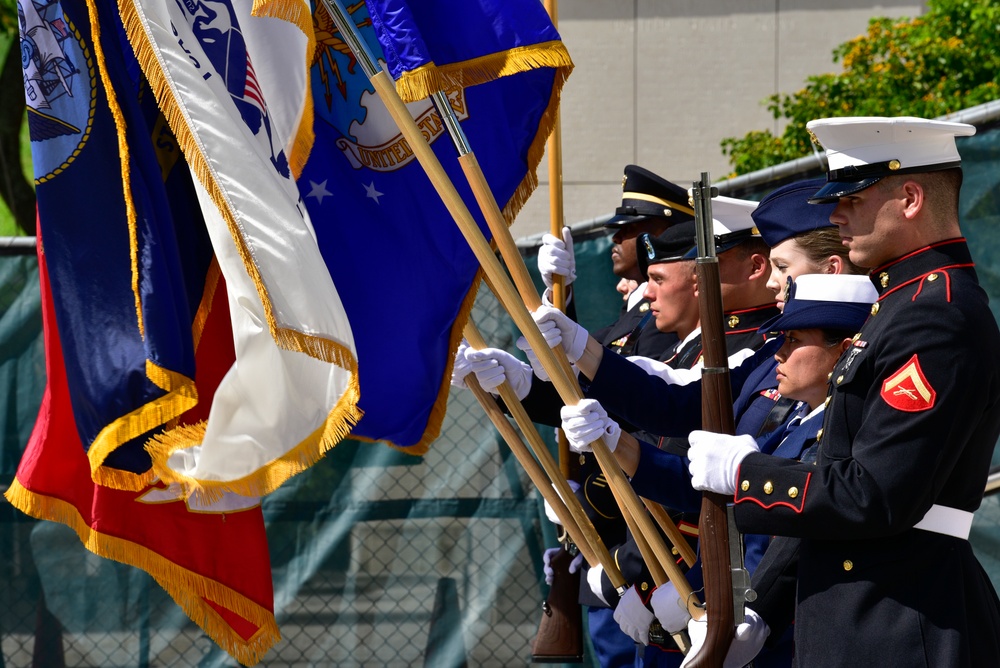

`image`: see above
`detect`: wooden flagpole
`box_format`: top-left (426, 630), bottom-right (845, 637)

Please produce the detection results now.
top-left (543, 0), bottom-right (573, 482)
top-left (463, 322), bottom-right (623, 589)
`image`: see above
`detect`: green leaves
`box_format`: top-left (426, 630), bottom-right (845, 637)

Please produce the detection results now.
top-left (723, 0), bottom-right (1000, 176)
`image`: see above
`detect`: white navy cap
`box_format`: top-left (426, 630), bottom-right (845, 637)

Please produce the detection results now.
top-left (683, 195), bottom-right (759, 257)
top-left (806, 116), bottom-right (976, 203)
top-left (758, 274), bottom-right (879, 333)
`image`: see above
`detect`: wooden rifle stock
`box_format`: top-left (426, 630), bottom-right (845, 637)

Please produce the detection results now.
top-left (531, 546), bottom-right (585, 663)
top-left (685, 177), bottom-right (737, 668)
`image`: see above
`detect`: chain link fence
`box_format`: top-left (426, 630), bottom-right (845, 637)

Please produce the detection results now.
top-left (0, 253), bottom-right (599, 667)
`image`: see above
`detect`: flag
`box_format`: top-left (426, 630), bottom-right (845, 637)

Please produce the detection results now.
top-left (12, 0), bottom-right (278, 661)
top-left (5, 233), bottom-right (278, 665)
top-left (116, 0), bottom-right (362, 496)
top-left (22, 0), bottom-right (207, 490)
top-left (301, 0), bottom-right (573, 451)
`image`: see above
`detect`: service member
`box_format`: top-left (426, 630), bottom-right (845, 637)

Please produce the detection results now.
top-left (686, 116), bottom-right (1000, 667)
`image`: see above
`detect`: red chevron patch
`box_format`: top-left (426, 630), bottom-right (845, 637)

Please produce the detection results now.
top-left (881, 354), bottom-right (936, 412)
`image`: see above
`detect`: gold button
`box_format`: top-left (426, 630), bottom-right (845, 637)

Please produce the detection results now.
top-left (816, 428), bottom-right (824, 441)
top-left (824, 396), bottom-right (831, 406)
top-left (763, 481), bottom-right (774, 495)
top-left (870, 303), bottom-right (880, 315)
top-left (728, 315), bottom-right (740, 329)
top-left (843, 560), bottom-right (854, 571)
top-left (827, 372), bottom-right (833, 381)
top-left (671, 547), bottom-right (679, 555)
top-left (579, 454), bottom-right (586, 466)
top-left (888, 159), bottom-right (901, 170)
top-left (927, 273), bottom-right (939, 282)
top-left (741, 480), bottom-right (750, 492)
top-left (836, 375), bottom-right (844, 384)
top-left (879, 272), bottom-right (889, 288)
top-left (788, 487), bottom-right (799, 499)
top-left (640, 582), bottom-right (649, 591)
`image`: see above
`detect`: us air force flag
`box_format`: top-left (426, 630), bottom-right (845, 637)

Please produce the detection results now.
top-left (302, 0), bottom-right (572, 451)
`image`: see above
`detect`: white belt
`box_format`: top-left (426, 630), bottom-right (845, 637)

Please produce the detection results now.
top-left (913, 504), bottom-right (973, 540)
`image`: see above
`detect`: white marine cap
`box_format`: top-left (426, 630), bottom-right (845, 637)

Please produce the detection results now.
top-left (683, 195), bottom-right (759, 257)
top-left (806, 116), bottom-right (976, 203)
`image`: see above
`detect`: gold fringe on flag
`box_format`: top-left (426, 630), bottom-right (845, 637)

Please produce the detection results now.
top-left (145, 372), bottom-right (362, 504)
top-left (251, 0), bottom-right (316, 178)
top-left (3, 481), bottom-right (280, 667)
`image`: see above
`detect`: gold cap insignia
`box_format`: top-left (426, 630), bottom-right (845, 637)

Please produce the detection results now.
top-left (888, 159), bottom-right (901, 170)
top-left (727, 315), bottom-right (740, 329)
top-left (879, 272), bottom-right (889, 288)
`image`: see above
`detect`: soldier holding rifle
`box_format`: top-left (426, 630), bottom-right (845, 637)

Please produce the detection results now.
top-left (687, 116), bottom-right (1000, 666)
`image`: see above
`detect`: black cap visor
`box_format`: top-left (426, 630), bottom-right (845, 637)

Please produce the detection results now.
top-left (807, 176), bottom-right (883, 204)
top-left (603, 213), bottom-right (656, 228)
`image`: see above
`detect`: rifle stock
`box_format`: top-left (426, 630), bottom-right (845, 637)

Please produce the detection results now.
top-left (685, 177), bottom-right (737, 668)
top-left (531, 546), bottom-right (585, 663)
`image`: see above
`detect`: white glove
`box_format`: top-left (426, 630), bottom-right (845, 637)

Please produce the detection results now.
top-left (613, 585), bottom-right (655, 645)
top-left (586, 563), bottom-right (609, 606)
top-left (560, 399), bottom-right (620, 454)
top-left (465, 348), bottom-right (533, 401)
top-left (515, 335), bottom-right (550, 382)
top-left (531, 305), bottom-right (590, 364)
top-left (538, 228), bottom-right (576, 289)
top-left (680, 609), bottom-right (770, 668)
top-left (541, 547), bottom-right (583, 585)
top-left (687, 430), bottom-right (760, 495)
top-left (543, 479), bottom-right (581, 525)
top-left (449, 339), bottom-right (474, 389)
top-left (650, 581), bottom-right (691, 634)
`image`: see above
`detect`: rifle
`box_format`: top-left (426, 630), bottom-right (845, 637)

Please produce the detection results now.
top-left (684, 174), bottom-right (753, 667)
top-left (531, 542), bottom-right (585, 663)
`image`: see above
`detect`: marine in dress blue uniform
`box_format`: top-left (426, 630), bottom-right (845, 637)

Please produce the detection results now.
top-left (691, 117), bottom-right (1000, 667)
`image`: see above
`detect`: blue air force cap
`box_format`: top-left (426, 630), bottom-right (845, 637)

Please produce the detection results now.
top-left (806, 116), bottom-right (976, 204)
top-left (758, 274), bottom-right (878, 334)
top-left (604, 165), bottom-right (696, 227)
top-left (637, 220), bottom-right (697, 277)
top-left (751, 178), bottom-right (835, 248)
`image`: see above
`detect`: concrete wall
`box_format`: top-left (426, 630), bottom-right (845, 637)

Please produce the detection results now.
top-left (510, 0), bottom-right (925, 239)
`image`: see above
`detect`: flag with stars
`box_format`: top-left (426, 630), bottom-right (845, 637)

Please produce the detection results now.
top-left (302, 0), bottom-right (573, 451)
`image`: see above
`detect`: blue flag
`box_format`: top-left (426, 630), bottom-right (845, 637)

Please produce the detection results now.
top-left (302, 0), bottom-right (572, 451)
top-left (22, 0), bottom-right (211, 486)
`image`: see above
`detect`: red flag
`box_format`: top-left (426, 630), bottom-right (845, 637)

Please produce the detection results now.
top-left (4, 233), bottom-right (279, 666)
